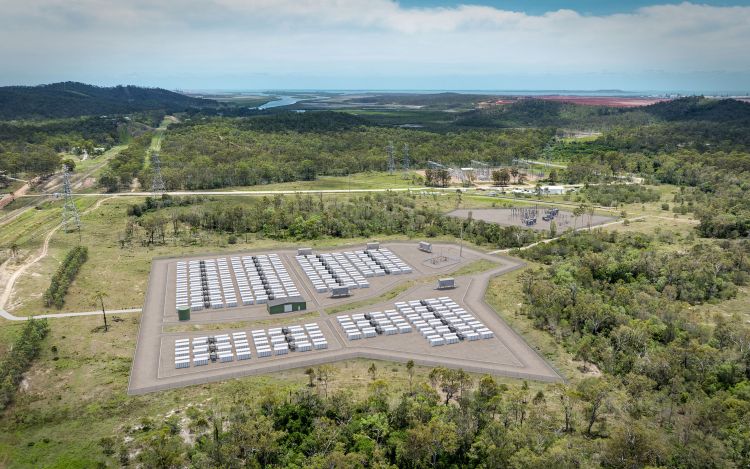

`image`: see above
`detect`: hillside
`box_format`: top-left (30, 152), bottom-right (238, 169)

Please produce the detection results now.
top-left (0, 82), bottom-right (218, 120)
top-left (641, 96), bottom-right (750, 123)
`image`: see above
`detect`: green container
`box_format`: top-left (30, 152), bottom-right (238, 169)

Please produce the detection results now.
top-left (177, 306), bottom-right (191, 321)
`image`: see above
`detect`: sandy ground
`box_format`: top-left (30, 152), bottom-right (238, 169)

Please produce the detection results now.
top-left (128, 242), bottom-right (562, 394)
top-left (448, 208), bottom-right (616, 232)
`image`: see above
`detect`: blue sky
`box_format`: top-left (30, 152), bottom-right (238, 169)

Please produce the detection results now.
top-left (1, 1), bottom-right (749, 92)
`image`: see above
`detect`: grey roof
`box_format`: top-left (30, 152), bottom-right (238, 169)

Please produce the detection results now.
top-left (267, 296), bottom-right (306, 307)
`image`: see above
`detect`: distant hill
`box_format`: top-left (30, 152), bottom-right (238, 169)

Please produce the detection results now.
top-left (0, 82), bottom-right (218, 120)
top-left (641, 97), bottom-right (750, 123)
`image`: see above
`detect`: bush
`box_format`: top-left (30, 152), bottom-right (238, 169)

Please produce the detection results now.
top-left (0, 319), bottom-right (49, 409)
top-left (661, 203), bottom-right (670, 211)
top-left (43, 246), bottom-right (88, 309)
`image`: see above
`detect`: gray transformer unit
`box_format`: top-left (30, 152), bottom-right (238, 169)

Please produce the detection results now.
top-left (438, 278), bottom-right (456, 290)
top-left (418, 241), bottom-right (433, 253)
top-left (297, 247), bottom-right (313, 256)
top-left (366, 242), bottom-right (380, 250)
top-left (330, 286), bottom-right (351, 298)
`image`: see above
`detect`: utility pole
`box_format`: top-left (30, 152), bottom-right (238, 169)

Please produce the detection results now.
top-left (61, 166), bottom-right (81, 234)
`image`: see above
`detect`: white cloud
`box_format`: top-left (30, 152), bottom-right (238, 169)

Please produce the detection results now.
top-left (0, 0), bottom-right (748, 89)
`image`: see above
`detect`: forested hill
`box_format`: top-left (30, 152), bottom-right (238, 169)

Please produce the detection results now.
top-left (642, 96), bottom-right (750, 123)
top-left (0, 82), bottom-right (218, 120)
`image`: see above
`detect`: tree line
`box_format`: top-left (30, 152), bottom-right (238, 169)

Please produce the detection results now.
top-left (43, 245), bottom-right (88, 309)
top-left (0, 319), bottom-right (49, 410)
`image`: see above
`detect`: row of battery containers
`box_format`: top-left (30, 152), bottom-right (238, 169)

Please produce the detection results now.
top-left (296, 252), bottom-right (371, 293)
top-left (337, 310), bottom-right (413, 340)
top-left (250, 323), bottom-right (328, 357)
top-left (175, 261), bottom-right (219, 311)
top-left (184, 259), bottom-right (228, 311)
top-left (242, 254), bottom-right (299, 302)
top-left (173, 332), bottom-right (252, 369)
top-left (366, 248), bottom-right (413, 275)
top-left (395, 298), bottom-right (494, 346)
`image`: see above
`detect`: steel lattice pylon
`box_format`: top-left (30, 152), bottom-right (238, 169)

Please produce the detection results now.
top-left (151, 152), bottom-right (166, 193)
top-left (61, 167), bottom-right (81, 233)
top-left (386, 141), bottom-right (396, 174)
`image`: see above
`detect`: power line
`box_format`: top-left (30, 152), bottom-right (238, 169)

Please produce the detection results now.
top-left (151, 151), bottom-right (166, 193)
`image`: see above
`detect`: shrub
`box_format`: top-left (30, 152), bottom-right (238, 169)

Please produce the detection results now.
top-left (43, 246), bottom-right (88, 309)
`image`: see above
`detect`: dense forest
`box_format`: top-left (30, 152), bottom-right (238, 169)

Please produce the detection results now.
top-left (151, 114), bottom-right (553, 189)
top-left (0, 82), bottom-right (217, 120)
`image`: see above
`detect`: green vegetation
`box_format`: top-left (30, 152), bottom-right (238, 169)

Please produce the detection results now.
top-left (155, 113), bottom-right (552, 189)
top-left (0, 82), bottom-right (215, 120)
top-left (123, 193), bottom-right (540, 249)
top-left (43, 246), bottom-right (88, 309)
top-left (4, 90), bottom-right (750, 467)
top-left (580, 184), bottom-right (661, 206)
top-left (0, 319), bottom-right (49, 410)
top-left (514, 231), bottom-right (750, 467)
top-left (98, 132), bottom-right (152, 191)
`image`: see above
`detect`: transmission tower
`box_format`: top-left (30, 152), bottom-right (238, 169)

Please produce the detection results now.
top-left (402, 143), bottom-right (410, 178)
top-left (61, 166), bottom-right (81, 233)
top-left (386, 141), bottom-right (396, 174)
top-left (150, 151), bottom-right (166, 193)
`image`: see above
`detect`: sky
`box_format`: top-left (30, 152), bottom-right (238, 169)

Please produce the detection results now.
top-left (1, 0), bottom-right (750, 92)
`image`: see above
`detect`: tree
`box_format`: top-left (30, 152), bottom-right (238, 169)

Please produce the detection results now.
top-left (406, 359), bottom-right (415, 394)
top-left (305, 367), bottom-right (316, 387)
top-left (61, 158), bottom-right (76, 172)
top-left (510, 167), bottom-right (520, 184)
top-left (576, 377), bottom-right (611, 436)
top-left (316, 365), bottom-right (334, 398)
top-left (368, 362), bottom-right (378, 380)
top-left (399, 418), bottom-right (459, 468)
top-left (137, 428), bottom-right (187, 469)
top-left (429, 367), bottom-right (472, 405)
top-left (94, 290), bottom-right (108, 332)
top-left (575, 334), bottom-right (595, 372)
top-left (492, 169), bottom-right (510, 187)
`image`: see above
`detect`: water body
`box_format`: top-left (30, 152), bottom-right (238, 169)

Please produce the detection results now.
top-left (258, 95), bottom-right (303, 109)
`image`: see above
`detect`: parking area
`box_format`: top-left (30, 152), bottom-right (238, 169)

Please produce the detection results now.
top-left (129, 242), bottom-right (563, 394)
